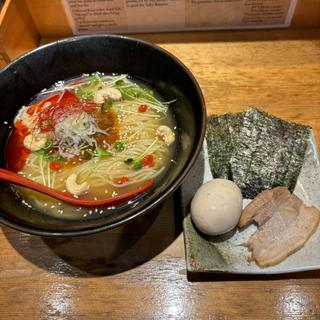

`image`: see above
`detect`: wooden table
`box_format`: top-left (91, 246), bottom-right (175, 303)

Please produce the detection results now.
top-left (1, 28), bottom-right (320, 319)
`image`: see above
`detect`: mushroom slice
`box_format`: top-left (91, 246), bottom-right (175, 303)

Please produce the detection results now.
top-left (65, 173), bottom-right (90, 196)
top-left (156, 125), bottom-right (175, 146)
top-left (93, 87), bottom-right (122, 104)
top-left (23, 133), bottom-right (48, 152)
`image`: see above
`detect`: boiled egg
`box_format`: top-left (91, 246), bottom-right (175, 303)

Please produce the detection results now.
top-left (191, 179), bottom-right (243, 236)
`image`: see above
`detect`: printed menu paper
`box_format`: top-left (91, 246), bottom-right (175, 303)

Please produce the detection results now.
top-left (62, 0), bottom-right (298, 34)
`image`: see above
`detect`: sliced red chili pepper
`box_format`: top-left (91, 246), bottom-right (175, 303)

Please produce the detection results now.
top-left (6, 128), bottom-right (30, 172)
top-left (59, 90), bottom-right (79, 106)
top-left (117, 176), bottom-right (129, 184)
top-left (26, 104), bottom-right (39, 116)
top-left (138, 104), bottom-right (148, 113)
top-left (37, 91), bottom-right (96, 133)
top-left (49, 161), bottom-right (63, 171)
top-left (25, 95), bottom-right (58, 118)
top-left (14, 120), bottom-right (26, 130)
top-left (21, 148), bottom-right (30, 158)
top-left (14, 120), bottom-right (30, 137)
top-left (142, 154), bottom-right (154, 168)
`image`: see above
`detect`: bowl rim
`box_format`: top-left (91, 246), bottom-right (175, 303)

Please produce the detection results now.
top-left (0, 34), bottom-right (207, 237)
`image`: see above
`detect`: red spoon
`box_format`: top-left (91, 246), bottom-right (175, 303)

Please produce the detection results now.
top-left (0, 168), bottom-right (153, 207)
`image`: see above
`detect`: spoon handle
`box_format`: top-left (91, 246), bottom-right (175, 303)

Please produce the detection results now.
top-left (0, 168), bottom-right (153, 207)
top-left (0, 168), bottom-right (65, 198)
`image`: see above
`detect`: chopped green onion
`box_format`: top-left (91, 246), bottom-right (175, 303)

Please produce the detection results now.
top-left (97, 147), bottom-right (112, 157)
top-left (36, 149), bottom-right (48, 156)
top-left (36, 143), bottom-right (54, 157)
top-left (46, 155), bottom-right (64, 163)
top-left (91, 73), bottom-right (101, 84)
top-left (133, 160), bottom-right (142, 171)
top-left (82, 90), bottom-right (94, 100)
top-left (115, 141), bottom-right (125, 151)
top-left (43, 140), bottom-right (53, 150)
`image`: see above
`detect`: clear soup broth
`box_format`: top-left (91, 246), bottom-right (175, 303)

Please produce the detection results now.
top-left (6, 73), bottom-right (177, 219)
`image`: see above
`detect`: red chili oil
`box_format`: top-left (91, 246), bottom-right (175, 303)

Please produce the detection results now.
top-left (6, 121), bottom-right (30, 172)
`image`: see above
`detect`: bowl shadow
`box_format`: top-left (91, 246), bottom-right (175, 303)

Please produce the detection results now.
top-left (2, 149), bottom-right (206, 277)
top-left (2, 191), bottom-right (183, 277)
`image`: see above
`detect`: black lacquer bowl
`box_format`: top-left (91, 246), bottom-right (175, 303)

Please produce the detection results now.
top-left (0, 35), bottom-right (206, 236)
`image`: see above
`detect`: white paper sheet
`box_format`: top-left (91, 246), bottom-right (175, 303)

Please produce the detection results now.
top-left (62, 0), bottom-right (298, 34)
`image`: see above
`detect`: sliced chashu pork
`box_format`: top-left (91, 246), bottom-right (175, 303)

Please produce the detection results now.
top-left (247, 193), bottom-right (320, 268)
top-left (239, 187), bottom-right (291, 228)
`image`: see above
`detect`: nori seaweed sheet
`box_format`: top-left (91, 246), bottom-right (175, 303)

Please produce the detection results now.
top-left (206, 112), bottom-right (245, 179)
top-left (230, 108), bottom-right (310, 198)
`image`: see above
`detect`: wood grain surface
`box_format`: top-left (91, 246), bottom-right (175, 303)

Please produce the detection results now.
top-left (11, 0), bottom-right (320, 38)
top-left (0, 0), bottom-right (39, 62)
top-left (1, 28), bottom-right (320, 319)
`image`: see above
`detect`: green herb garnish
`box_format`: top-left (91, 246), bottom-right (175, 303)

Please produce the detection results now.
top-left (43, 140), bottom-right (53, 150)
top-left (36, 142), bottom-right (53, 156)
top-left (115, 141), bottom-right (125, 151)
top-left (75, 75), bottom-right (101, 101)
top-left (122, 87), bottom-right (139, 98)
top-left (91, 73), bottom-right (101, 84)
top-left (116, 79), bottom-right (125, 86)
top-left (84, 149), bottom-right (95, 159)
top-left (36, 146), bottom-right (65, 163)
top-left (101, 99), bottom-right (113, 112)
top-left (133, 160), bottom-right (142, 171)
top-left (97, 147), bottom-right (112, 157)
top-left (36, 149), bottom-right (48, 156)
top-left (119, 86), bottom-right (158, 104)
top-left (82, 90), bottom-right (94, 100)
top-left (46, 155), bottom-right (64, 163)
